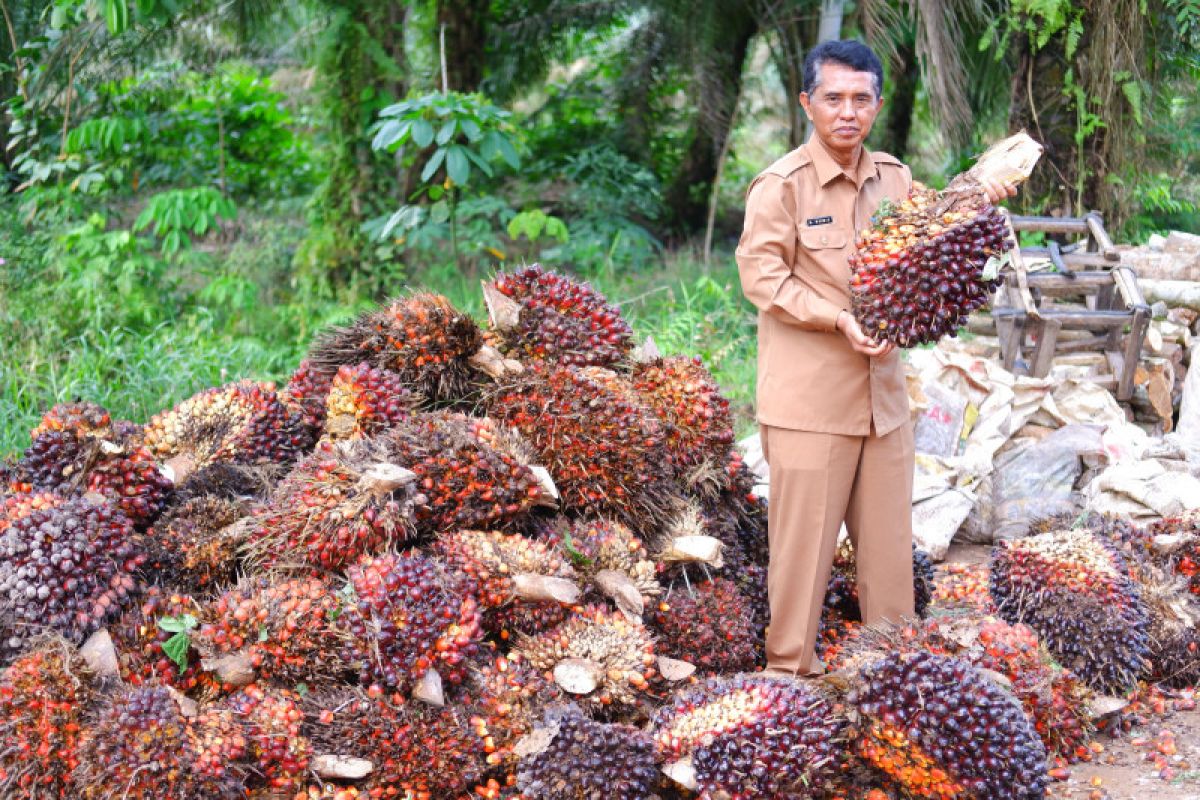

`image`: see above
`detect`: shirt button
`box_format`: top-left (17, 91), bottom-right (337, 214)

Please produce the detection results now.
top-left (821, 235), bottom-right (828, 244)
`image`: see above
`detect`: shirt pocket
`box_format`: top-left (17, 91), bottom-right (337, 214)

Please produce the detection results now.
top-left (798, 228), bottom-right (849, 250)
top-left (796, 227), bottom-right (852, 285)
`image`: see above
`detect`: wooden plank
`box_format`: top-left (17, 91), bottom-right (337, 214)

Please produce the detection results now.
top-left (1009, 215), bottom-right (1090, 234)
top-left (1117, 307), bottom-right (1150, 401)
top-left (1046, 240), bottom-right (1072, 274)
top-left (1113, 266), bottom-right (1149, 309)
top-left (1030, 318), bottom-right (1063, 378)
top-left (1024, 271), bottom-right (1117, 290)
top-left (1085, 213), bottom-right (1120, 261)
top-left (1020, 249), bottom-right (1119, 268)
top-left (991, 309), bottom-right (1132, 325)
top-left (1054, 334), bottom-right (1113, 354)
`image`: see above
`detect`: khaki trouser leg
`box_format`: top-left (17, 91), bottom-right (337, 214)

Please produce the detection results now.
top-left (762, 424), bottom-right (862, 674)
top-left (845, 423), bottom-right (916, 625)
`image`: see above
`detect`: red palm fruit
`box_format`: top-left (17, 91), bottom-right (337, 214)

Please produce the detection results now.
top-left (651, 674), bottom-right (847, 799)
top-left (467, 650), bottom-right (564, 777)
top-left (221, 684), bottom-right (309, 795)
top-left (0, 495), bottom-right (143, 661)
top-left (142, 496), bottom-right (243, 595)
top-left (649, 578), bottom-right (758, 674)
top-left (629, 355), bottom-right (734, 476)
top-left (108, 588), bottom-right (219, 696)
top-left (303, 688), bottom-right (487, 798)
top-left (930, 562), bottom-right (994, 612)
top-left (307, 292), bottom-right (484, 403)
top-left (141, 380), bottom-right (312, 479)
top-left (382, 411), bottom-right (553, 535)
top-left (486, 264), bottom-right (633, 368)
top-left (517, 604), bottom-right (656, 709)
top-left (322, 362), bottom-right (416, 440)
top-left (29, 402), bottom-right (114, 440)
top-left (245, 438), bottom-right (417, 571)
top-left (194, 576), bottom-right (345, 687)
top-left (990, 528), bottom-right (1151, 693)
top-left (487, 365), bottom-right (679, 533)
top-left (281, 358), bottom-right (336, 432)
top-left (0, 637), bottom-right (94, 798)
top-left (340, 552), bottom-right (483, 692)
top-left (536, 516), bottom-right (662, 607)
top-left (433, 530), bottom-right (580, 620)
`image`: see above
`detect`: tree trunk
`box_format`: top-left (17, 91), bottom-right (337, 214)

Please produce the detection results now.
top-left (436, 0), bottom-right (488, 92)
top-left (1008, 42), bottom-right (1075, 217)
top-left (880, 33), bottom-right (918, 159)
top-left (817, 0), bottom-right (844, 42)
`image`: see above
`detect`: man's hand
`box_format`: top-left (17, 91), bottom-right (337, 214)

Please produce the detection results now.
top-left (979, 177), bottom-right (1018, 204)
top-left (836, 310), bottom-right (894, 357)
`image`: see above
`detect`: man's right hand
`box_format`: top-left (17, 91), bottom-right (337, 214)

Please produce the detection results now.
top-left (836, 310), bottom-right (894, 358)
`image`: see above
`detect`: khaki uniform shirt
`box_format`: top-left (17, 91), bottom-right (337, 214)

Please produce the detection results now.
top-left (736, 138), bottom-right (913, 436)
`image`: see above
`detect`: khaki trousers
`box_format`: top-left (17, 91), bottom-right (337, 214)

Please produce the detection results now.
top-left (760, 423), bottom-right (915, 674)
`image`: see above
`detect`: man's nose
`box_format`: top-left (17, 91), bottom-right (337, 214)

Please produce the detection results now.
top-left (837, 99), bottom-right (857, 118)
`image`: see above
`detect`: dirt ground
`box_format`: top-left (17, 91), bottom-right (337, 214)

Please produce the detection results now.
top-left (940, 544), bottom-right (1200, 800)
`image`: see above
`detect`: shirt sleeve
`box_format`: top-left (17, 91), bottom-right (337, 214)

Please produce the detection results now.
top-left (735, 173), bottom-right (845, 332)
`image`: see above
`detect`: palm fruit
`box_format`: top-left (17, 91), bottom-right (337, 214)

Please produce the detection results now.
top-left (649, 578), bottom-right (758, 674)
top-left (0, 495), bottom-right (143, 660)
top-left (340, 552), bottom-right (483, 692)
top-left (143, 496), bottom-right (243, 595)
top-left (487, 365), bottom-right (678, 532)
top-left (651, 674), bottom-right (846, 799)
top-left (221, 684), bottom-right (309, 796)
top-left (849, 134), bottom-right (1041, 347)
top-left (194, 575), bottom-right (345, 687)
top-left (282, 358), bottom-right (336, 432)
top-left (467, 650), bottom-right (564, 778)
top-left (75, 685), bottom-right (244, 799)
top-left (308, 292), bottom-right (485, 404)
top-left (109, 588), bottom-right (218, 695)
top-left (989, 528), bottom-right (1151, 693)
top-left (847, 650), bottom-right (1048, 800)
top-left (517, 604), bottom-right (656, 708)
top-left (931, 562), bottom-right (994, 613)
top-left (30, 401), bottom-right (114, 440)
top-left (382, 411), bottom-right (552, 535)
top-left (629, 355), bottom-right (734, 478)
top-left (516, 704), bottom-right (659, 800)
top-left (140, 380), bottom-right (312, 479)
top-left (0, 636), bottom-right (94, 798)
top-left (245, 438), bottom-right (417, 571)
top-left (536, 517), bottom-right (662, 614)
top-left (322, 362), bottom-right (415, 440)
top-left (303, 688), bottom-right (487, 798)
top-left (485, 264), bottom-right (633, 368)
top-left (824, 540), bottom-right (936, 621)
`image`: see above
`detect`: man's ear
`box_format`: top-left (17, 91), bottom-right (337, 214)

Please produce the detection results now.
top-left (798, 92), bottom-right (813, 121)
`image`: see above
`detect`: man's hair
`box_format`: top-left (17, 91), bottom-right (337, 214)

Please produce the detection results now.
top-left (802, 39), bottom-right (883, 98)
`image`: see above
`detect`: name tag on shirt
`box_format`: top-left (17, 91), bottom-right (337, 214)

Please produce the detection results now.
top-left (806, 216), bottom-right (833, 226)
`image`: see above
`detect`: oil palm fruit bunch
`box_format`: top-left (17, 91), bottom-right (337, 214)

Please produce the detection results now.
top-left (629, 353), bottom-right (735, 478)
top-left (484, 264), bottom-right (633, 368)
top-left (535, 516), bottom-right (661, 617)
top-left (850, 133), bottom-right (1042, 347)
top-left (245, 438), bottom-right (417, 572)
top-left (75, 685), bottom-right (245, 799)
top-left (651, 674), bottom-right (846, 799)
top-left (30, 401), bottom-right (115, 440)
top-left (649, 578), bottom-right (759, 674)
top-left (194, 575), bottom-right (345, 687)
top-left (322, 362), bottom-right (416, 441)
top-left (282, 359), bottom-right (337, 433)
top-left (488, 365), bottom-right (678, 533)
top-left (0, 494), bottom-right (143, 660)
top-left (515, 704), bottom-right (660, 800)
top-left (517, 604), bottom-right (656, 708)
top-left (109, 588), bottom-right (218, 695)
top-left (467, 650), bottom-right (564, 778)
top-left (1143, 511), bottom-right (1200, 597)
top-left (220, 684), bottom-right (310, 796)
top-left (847, 650), bottom-right (1048, 800)
top-left (824, 540), bottom-right (935, 622)
top-left (142, 496), bottom-right (243, 595)
top-left (0, 636), bottom-right (94, 798)
top-left (382, 412), bottom-right (553, 535)
top-left (308, 292), bottom-right (490, 404)
top-left (141, 380), bottom-right (312, 481)
top-left (303, 688), bottom-right (487, 799)
top-left (339, 552), bottom-right (483, 693)
top-left (1136, 568), bottom-right (1200, 688)
top-left (989, 528), bottom-right (1151, 693)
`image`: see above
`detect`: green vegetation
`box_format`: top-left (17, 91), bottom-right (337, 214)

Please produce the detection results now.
top-left (1, 0), bottom-right (1196, 455)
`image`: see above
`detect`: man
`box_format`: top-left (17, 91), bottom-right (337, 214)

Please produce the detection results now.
top-left (736, 39), bottom-right (1014, 676)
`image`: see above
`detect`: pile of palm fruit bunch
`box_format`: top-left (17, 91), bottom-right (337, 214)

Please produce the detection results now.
top-left (849, 132), bottom-right (1044, 347)
top-left (2, 266), bottom-right (1197, 800)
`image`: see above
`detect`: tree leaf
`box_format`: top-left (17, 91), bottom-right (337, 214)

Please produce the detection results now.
top-left (435, 119), bottom-right (457, 146)
top-left (496, 135), bottom-right (520, 169)
top-left (103, 0), bottom-right (129, 34)
top-left (411, 118), bottom-right (435, 148)
top-left (430, 199), bottom-right (450, 224)
top-left (446, 145), bottom-right (470, 186)
top-left (464, 147), bottom-right (493, 177)
top-left (161, 632), bottom-right (190, 672)
top-left (460, 118), bottom-right (482, 142)
top-left (420, 148), bottom-right (446, 182)
top-left (156, 613), bottom-right (199, 634)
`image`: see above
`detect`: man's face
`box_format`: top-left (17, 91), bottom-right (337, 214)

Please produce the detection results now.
top-left (799, 62), bottom-right (883, 154)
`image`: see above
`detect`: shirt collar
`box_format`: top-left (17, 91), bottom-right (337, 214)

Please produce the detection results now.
top-left (807, 136), bottom-right (879, 188)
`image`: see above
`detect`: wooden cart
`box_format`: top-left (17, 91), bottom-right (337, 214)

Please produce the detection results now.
top-left (992, 212), bottom-right (1151, 401)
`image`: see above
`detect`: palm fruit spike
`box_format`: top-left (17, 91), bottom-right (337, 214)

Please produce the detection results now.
top-left (29, 401), bottom-right (116, 440)
top-left (824, 540), bottom-right (936, 621)
top-left (485, 264), bottom-right (633, 368)
top-left (322, 362), bottom-right (416, 440)
top-left (194, 575), bottom-right (345, 688)
top-left (140, 380), bottom-right (312, 482)
top-left (1143, 511), bottom-right (1200, 597)
top-left (848, 650), bottom-right (1048, 800)
top-left (382, 411), bottom-right (554, 535)
top-left (629, 353), bottom-right (734, 478)
top-left (989, 528), bottom-right (1151, 693)
top-left (340, 552), bottom-right (482, 692)
top-left (143, 496), bottom-right (243, 595)
top-left (245, 438), bottom-right (417, 572)
top-left (108, 588), bottom-right (219, 696)
top-left (221, 684), bottom-right (309, 796)
top-left (433, 529), bottom-right (581, 612)
top-left (0, 495), bottom-right (143, 661)
top-left (282, 358), bottom-right (336, 433)
top-left (487, 365), bottom-right (678, 533)
top-left (1136, 568), bottom-right (1200, 688)
top-left (651, 674), bottom-right (846, 799)
top-left (849, 133), bottom-right (1041, 348)
top-left (303, 688), bottom-right (487, 798)
top-left (649, 578), bottom-right (758, 674)
top-left (515, 704), bottom-right (659, 800)
top-left (467, 650), bottom-right (564, 777)
top-left (0, 636), bottom-right (94, 798)
top-left (517, 604), bottom-right (655, 708)
top-left (537, 517), bottom-right (661, 615)
top-left (308, 292), bottom-right (489, 404)
top-left (74, 685), bottom-right (244, 799)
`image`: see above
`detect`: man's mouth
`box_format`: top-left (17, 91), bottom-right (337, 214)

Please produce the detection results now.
top-left (835, 127), bottom-right (859, 135)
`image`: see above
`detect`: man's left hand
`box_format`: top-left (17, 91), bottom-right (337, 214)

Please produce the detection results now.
top-left (980, 177), bottom-right (1018, 204)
